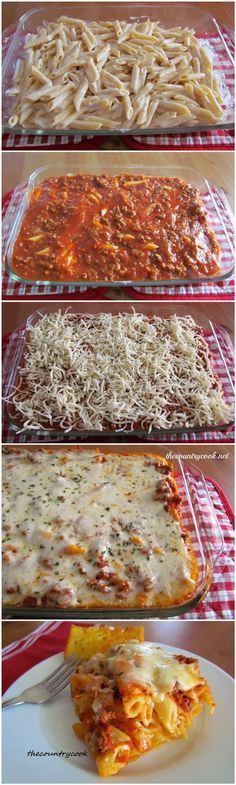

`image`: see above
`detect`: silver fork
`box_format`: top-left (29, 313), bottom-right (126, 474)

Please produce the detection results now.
top-left (2, 655), bottom-right (78, 709)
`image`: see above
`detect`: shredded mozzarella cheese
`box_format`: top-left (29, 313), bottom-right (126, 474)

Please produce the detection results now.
top-left (8, 311), bottom-right (232, 432)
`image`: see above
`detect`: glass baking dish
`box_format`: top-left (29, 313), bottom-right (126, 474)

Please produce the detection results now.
top-left (2, 448), bottom-right (224, 620)
top-left (4, 163), bottom-right (234, 289)
top-left (4, 303), bottom-right (234, 441)
top-left (2, 3), bottom-right (234, 136)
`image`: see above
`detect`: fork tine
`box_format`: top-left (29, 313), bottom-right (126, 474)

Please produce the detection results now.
top-left (40, 656), bottom-right (78, 688)
top-left (47, 671), bottom-right (76, 697)
top-left (46, 662), bottom-right (77, 692)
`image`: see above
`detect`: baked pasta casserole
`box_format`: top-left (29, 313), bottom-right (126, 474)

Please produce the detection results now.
top-left (69, 630), bottom-right (215, 776)
top-left (2, 449), bottom-right (198, 610)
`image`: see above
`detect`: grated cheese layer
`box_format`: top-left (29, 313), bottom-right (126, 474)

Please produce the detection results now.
top-left (8, 311), bottom-right (232, 433)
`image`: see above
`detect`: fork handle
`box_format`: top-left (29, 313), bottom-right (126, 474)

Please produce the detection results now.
top-left (2, 696), bottom-right (24, 708)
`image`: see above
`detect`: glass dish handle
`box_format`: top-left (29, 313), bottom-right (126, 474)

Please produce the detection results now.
top-left (209, 321), bottom-right (234, 395)
top-left (2, 24), bottom-right (18, 77)
top-left (180, 459), bottom-right (224, 570)
top-left (199, 469), bottom-right (225, 569)
top-left (217, 324), bottom-right (234, 358)
top-left (212, 19), bottom-right (235, 64)
top-left (212, 183), bottom-right (234, 227)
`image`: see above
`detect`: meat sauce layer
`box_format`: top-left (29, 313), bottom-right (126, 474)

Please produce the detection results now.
top-left (11, 174), bottom-right (221, 282)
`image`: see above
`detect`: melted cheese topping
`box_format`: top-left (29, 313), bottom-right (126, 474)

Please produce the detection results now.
top-left (2, 450), bottom-right (196, 609)
top-left (82, 642), bottom-right (203, 701)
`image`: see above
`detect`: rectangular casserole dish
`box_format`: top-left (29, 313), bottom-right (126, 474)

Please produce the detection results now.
top-left (4, 163), bottom-right (235, 288)
top-left (2, 3), bottom-right (234, 136)
top-left (2, 446), bottom-right (223, 619)
top-left (4, 303), bottom-right (235, 441)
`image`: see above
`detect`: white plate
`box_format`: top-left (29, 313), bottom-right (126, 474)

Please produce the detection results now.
top-left (2, 644), bottom-right (234, 784)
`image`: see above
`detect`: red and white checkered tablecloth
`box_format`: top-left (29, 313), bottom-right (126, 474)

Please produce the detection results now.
top-left (2, 180), bottom-right (234, 301)
top-left (2, 321), bottom-right (234, 444)
top-left (2, 622), bottom-right (87, 694)
top-left (123, 128), bottom-right (234, 151)
top-left (2, 132), bottom-right (108, 151)
top-left (177, 472), bottom-right (234, 620)
top-left (2, 26), bottom-right (234, 151)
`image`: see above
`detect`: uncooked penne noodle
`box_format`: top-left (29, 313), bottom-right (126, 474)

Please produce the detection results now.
top-left (192, 56), bottom-right (200, 73)
top-left (77, 115), bottom-right (118, 128)
top-left (26, 84), bottom-right (53, 101)
top-left (199, 46), bottom-right (212, 68)
top-left (85, 57), bottom-right (99, 83)
top-left (159, 98), bottom-right (192, 116)
top-left (6, 15), bottom-right (225, 131)
top-left (117, 23), bottom-right (134, 44)
top-left (26, 49), bottom-right (34, 66)
top-left (6, 86), bottom-right (20, 96)
top-left (102, 70), bottom-right (127, 90)
top-left (123, 93), bottom-right (133, 119)
top-left (158, 66), bottom-right (177, 84)
top-left (82, 23), bottom-right (96, 47)
top-left (184, 82), bottom-right (195, 98)
top-left (31, 65), bottom-right (52, 85)
top-left (136, 95), bottom-right (151, 124)
top-left (139, 67), bottom-right (147, 88)
top-left (213, 75), bottom-right (222, 101)
top-left (19, 106), bottom-right (35, 124)
top-left (191, 106), bottom-right (218, 121)
top-left (202, 85), bottom-right (223, 117)
top-left (204, 70), bottom-right (213, 88)
top-left (156, 111), bottom-right (178, 126)
top-left (8, 114), bottom-right (20, 127)
top-left (145, 96), bottom-right (160, 125)
top-left (82, 31), bottom-right (94, 50)
top-left (96, 44), bottom-right (110, 66)
top-left (50, 90), bottom-right (72, 111)
top-left (114, 20), bottom-right (122, 37)
top-left (194, 85), bottom-right (211, 108)
top-left (73, 77), bottom-right (89, 112)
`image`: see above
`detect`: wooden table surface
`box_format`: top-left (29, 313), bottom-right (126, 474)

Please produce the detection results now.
top-left (2, 620), bottom-right (234, 676)
top-left (2, 151), bottom-right (234, 209)
top-left (2, 2), bottom-right (234, 31)
top-left (4, 442), bottom-right (234, 506)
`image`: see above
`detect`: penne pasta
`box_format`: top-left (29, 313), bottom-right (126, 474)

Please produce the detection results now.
top-left (7, 16), bottom-right (224, 130)
top-left (68, 630), bottom-right (215, 777)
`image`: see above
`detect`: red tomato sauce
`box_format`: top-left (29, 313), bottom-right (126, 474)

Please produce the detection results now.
top-left (11, 174), bottom-right (221, 282)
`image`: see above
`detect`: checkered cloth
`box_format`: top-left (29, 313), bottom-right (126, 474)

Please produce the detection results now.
top-left (123, 129), bottom-right (234, 151)
top-left (2, 26), bottom-right (234, 150)
top-left (124, 28), bottom-right (235, 151)
top-left (2, 181), bottom-right (234, 301)
top-left (3, 133), bottom-right (108, 150)
top-left (1, 469), bottom-right (234, 628)
top-left (2, 322), bottom-right (234, 444)
top-left (178, 471), bottom-right (234, 619)
top-left (126, 186), bottom-right (234, 301)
